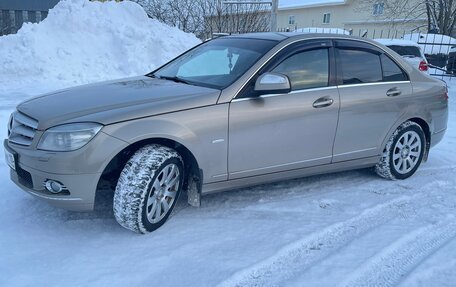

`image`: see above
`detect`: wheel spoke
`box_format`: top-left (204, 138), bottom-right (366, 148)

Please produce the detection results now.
top-left (409, 151), bottom-right (420, 158)
top-left (152, 180), bottom-right (161, 192)
top-left (148, 200), bottom-right (158, 220)
top-left (147, 195), bottom-right (156, 207)
top-left (165, 165), bottom-right (176, 184)
top-left (162, 200), bottom-right (170, 214)
top-left (393, 152), bottom-right (401, 160)
top-left (155, 200), bottom-right (162, 219)
top-left (395, 158), bottom-right (402, 170)
top-left (410, 141), bottom-right (420, 149)
top-left (167, 175), bottom-right (179, 188)
top-left (406, 158), bottom-right (414, 169)
top-left (160, 168), bottom-right (169, 185)
top-left (164, 189), bottom-right (177, 199)
top-left (407, 133), bottom-right (413, 145)
top-left (400, 159), bottom-right (407, 172)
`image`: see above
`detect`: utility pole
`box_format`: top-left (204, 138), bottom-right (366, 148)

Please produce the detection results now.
top-left (271, 0), bottom-right (278, 32)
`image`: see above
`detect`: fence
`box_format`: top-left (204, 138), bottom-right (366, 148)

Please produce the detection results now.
top-left (0, 10), bottom-right (48, 35)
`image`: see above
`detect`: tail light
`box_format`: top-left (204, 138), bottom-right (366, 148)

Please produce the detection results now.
top-left (419, 60), bottom-right (428, 71)
top-left (444, 86), bottom-right (449, 100)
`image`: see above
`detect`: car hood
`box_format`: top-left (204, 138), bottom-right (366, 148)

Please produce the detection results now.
top-left (17, 76), bottom-right (221, 130)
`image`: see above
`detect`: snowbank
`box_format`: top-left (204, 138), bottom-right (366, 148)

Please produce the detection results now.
top-left (0, 0), bottom-right (200, 96)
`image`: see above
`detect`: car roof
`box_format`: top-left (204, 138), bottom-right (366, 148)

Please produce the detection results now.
top-left (224, 32), bottom-right (367, 42)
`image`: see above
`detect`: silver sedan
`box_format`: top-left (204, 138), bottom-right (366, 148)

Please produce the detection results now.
top-left (4, 33), bottom-right (448, 233)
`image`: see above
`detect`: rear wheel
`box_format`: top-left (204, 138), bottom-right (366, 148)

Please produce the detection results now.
top-left (375, 121), bottom-right (425, 180)
top-left (113, 144), bottom-right (183, 233)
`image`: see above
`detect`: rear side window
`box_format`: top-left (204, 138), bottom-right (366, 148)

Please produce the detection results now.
top-left (272, 48), bottom-right (329, 90)
top-left (381, 54), bottom-right (408, 82)
top-left (337, 49), bottom-right (383, 84)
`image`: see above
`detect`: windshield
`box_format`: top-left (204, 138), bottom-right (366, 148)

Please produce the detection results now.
top-left (387, 45), bottom-right (422, 58)
top-left (150, 38), bottom-right (278, 89)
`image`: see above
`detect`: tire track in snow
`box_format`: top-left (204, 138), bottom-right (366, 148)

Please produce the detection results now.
top-left (342, 219), bottom-right (456, 287)
top-left (217, 195), bottom-right (420, 287)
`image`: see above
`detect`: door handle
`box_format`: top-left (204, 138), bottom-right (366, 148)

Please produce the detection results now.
top-left (313, 97), bottom-right (334, 108)
top-left (386, 87), bottom-right (402, 97)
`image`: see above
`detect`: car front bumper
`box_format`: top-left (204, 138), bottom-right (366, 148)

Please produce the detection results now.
top-left (4, 132), bottom-right (127, 211)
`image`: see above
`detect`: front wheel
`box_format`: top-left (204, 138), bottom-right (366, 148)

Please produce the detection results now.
top-left (375, 121), bottom-right (425, 180)
top-left (113, 144), bottom-right (184, 233)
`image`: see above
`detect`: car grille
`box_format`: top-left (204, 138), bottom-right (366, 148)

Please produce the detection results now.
top-left (7, 112), bottom-right (39, 147)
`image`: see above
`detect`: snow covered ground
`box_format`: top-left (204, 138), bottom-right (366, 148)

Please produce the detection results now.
top-left (1, 79), bottom-right (455, 287)
top-left (1, 1), bottom-right (456, 286)
top-left (1, 79), bottom-right (455, 286)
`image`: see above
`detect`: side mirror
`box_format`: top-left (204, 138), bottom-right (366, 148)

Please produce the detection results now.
top-left (254, 73), bottom-right (291, 95)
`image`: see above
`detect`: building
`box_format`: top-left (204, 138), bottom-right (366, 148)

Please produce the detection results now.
top-left (277, 0), bottom-right (428, 37)
top-left (0, 0), bottom-right (60, 35)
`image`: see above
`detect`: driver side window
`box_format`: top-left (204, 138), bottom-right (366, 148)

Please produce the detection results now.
top-left (272, 48), bottom-right (329, 91)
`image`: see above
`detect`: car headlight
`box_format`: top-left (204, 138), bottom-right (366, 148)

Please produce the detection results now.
top-left (38, 123), bottom-right (103, 151)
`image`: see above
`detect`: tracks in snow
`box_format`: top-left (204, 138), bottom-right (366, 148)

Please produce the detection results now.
top-left (217, 177), bottom-right (455, 287)
top-left (217, 195), bottom-right (416, 287)
top-left (342, 219), bottom-right (456, 287)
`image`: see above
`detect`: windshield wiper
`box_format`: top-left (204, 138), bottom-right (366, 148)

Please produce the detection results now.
top-left (155, 75), bottom-right (191, 85)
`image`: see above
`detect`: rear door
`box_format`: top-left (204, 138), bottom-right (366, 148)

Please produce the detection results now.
top-left (228, 40), bottom-right (340, 179)
top-left (333, 40), bottom-right (413, 162)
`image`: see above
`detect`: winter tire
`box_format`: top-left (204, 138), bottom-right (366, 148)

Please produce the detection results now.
top-left (113, 144), bottom-right (184, 233)
top-left (375, 121), bottom-right (425, 180)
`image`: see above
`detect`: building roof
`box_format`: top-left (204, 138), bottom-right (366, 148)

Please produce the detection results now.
top-left (0, 0), bottom-right (60, 11)
top-left (279, 0), bottom-right (346, 10)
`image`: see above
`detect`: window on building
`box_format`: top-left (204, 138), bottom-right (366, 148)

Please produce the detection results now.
top-left (373, 3), bottom-right (385, 16)
top-left (323, 13), bottom-right (331, 24)
top-left (288, 15), bottom-right (295, 25)
top-left (272, 48), bottom-right (329, 90)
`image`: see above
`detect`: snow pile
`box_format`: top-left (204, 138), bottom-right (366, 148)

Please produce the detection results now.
top-left (0, 0), bottom-right (200, 96)
top-left (403, 33), bottom-right (456, 55)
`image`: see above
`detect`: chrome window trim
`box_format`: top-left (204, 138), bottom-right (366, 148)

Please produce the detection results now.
top-left (231, 86), bottom-right (338, 103)
top-left (337, 81), bottom-right (411, 89)
top-left (230, 36), bottom-right (411, 101)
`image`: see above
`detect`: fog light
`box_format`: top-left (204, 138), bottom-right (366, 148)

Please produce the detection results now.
top-left (44, 180), bottom-right (67, 194)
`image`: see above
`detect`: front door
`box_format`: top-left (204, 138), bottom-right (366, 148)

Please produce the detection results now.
top-left (228, 44), bottom-right (340, 179)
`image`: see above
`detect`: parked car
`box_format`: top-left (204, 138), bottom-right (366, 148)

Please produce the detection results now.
top-left (375, 39), bottom-right (429, 72)
top-left (403, 33), bottom-right (456, 68)
top-left (403, 33), bottom-right (456, 55)
top-left (447, 46), bottom-right (456, 74)
top-left (4, 33), bottom-right (448, 233)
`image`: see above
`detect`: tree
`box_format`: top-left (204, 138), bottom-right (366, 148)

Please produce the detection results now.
top-left (424, 0), bottom-right (456, 35)
top-left (130, 0), bottom-right (272, 39)
top-left (359, 0), bottom-right (456, 35)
